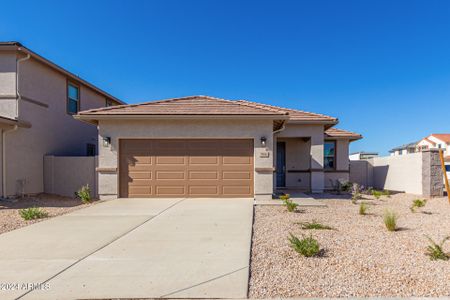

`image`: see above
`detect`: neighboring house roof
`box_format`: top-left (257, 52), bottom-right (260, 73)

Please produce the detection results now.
top-left (325, 128), bottom-right (362, 140)
top-left (0, 41), bottom-right (125, 105)
top-left (389, 141), bottom-right (418, 152)
top-left (423, 137), bottom-right (436, 146)
top-left (350, 151), bottom-right (378, 155)
top-left (430, 134), bottom-right (450, 143)
top-left (0, 116), bottom-right (32, 128)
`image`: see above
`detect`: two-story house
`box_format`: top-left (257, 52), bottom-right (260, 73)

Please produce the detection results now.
top-left (0, 42), bottom-right (124, 198)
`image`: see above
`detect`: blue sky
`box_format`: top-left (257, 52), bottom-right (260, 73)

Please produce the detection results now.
top-left (1, 0), bottom-right (449, 155)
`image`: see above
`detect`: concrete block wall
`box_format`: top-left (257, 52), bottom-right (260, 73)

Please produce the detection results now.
top-left (349, 150), bottom-right (443, 197)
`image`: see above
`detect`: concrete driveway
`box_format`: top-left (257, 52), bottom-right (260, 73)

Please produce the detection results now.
top-left (0, 198), bottom-right (253, 300)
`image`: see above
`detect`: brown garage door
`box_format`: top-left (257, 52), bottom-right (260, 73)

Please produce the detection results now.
top-left (119, 139), bottom-right (254, 198)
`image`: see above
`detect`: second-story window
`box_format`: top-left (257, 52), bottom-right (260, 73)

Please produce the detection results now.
top-left (67, 82), bottom-right (80, 114)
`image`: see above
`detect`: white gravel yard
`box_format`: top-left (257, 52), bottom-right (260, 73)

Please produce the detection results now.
top-left (249, 193), bottom-right (450, 298)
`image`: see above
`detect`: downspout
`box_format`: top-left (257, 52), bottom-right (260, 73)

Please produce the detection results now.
top-left (16, 49), bottom-right (31, 118)
top-left (1, 50), bottom-right (30, 198)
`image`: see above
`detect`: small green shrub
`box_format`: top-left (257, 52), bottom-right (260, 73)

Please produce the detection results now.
top-left (425, 236), bottom-right (450, 261)
top-left (382, 190), bottom-right (391, 198)
top-left (279, 194), bottom-right (290, 201)
top-left (383, 210), bottom-right (398, 232)
top-left (19, 207), bottom-right (49, 220)
top-left (299, 220), bottom-right (334, 230)
top-left (359, 202), bottom-right (368, 215)
top-left (283, 199), bottom-right (298, 212)
top-left (372, 190), bottom-right (383, 199)
top-left (75, 184), bottom-right (91, 204)
top-left (288, 233), bottom-right (320, 257)
top-left (410, 198), bottom-right (427, 212)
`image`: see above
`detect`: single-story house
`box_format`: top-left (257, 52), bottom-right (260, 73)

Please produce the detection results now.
top-left (75, 96), bottom-right (362, 200)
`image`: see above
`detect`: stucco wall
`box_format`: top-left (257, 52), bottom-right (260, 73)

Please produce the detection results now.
top-left (277, 137), bottom-right (310, 189)
top-left (97, 119), bottom-right (274, 200)
top-left (2, 55), bottom-right (109, 196)
top-left (44, 155), bottom-right (97, 198)
top-left (0, 51), bottom-right (18, 119)
top-left (369, 153), bottom-right (423, 194)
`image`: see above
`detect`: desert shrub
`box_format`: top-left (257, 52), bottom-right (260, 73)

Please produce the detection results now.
top-left (425, 236), bottom-right (450, 261)
top-left (410, 199), bottom-right (427, 212)
top-left (359, 202), bottom-right (368, 215)
top-left (351, 183), bottom-right (363, 204)
top-left (288, 233), bottom-right (320, 257)
top-left (75, 184), bottom-right (91, 204)
top-left (279, 194), bottom-right (290, 201)
top-left (383, 210), bottom-right (398, 231)
top-left (382, 190), bottom-right (391, 198)
top-left (299, 220), bottom-right (334, 230)
top-left (283, 199), bottom-right (298, 212)
top-left (19, 207), bottom-right (49, 220)
top-left (330, 179), bottom-right (352, 194)
top-left (372, 190), bottom-right (383, 199)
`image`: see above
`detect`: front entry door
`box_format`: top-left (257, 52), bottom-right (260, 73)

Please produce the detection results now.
top-left (276, 142), bottom-right (286, 187)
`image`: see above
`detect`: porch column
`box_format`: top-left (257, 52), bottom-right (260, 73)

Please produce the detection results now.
top-left (310, 133), bottom-right (324, 193)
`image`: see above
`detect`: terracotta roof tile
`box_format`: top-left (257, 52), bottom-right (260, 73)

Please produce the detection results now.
top-left (430, 134), bottom-right (450, 143)
top-left (79, 96), bottom-right (288, 116)
top-left (325, 128), bottom-right (362, 140)
top-left (236, 100), bottom-right (338, 122)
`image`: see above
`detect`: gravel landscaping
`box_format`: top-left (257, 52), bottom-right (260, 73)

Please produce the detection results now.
top-left (249, 193), bottom-right (450, 298)
top-left (0, 194), bottom-right (94, 235)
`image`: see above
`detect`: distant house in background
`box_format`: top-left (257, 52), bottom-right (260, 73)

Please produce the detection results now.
top-left (389, 141), bottom-right (418, 156)
top-left (417, 134), bottom-right (450, 158)
top-left (0, 42), bottom-right (123, 198)
top-left (349, 151), bottom-right (379, 160)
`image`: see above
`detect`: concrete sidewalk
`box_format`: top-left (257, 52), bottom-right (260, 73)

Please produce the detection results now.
top-left (0, 198), bottom-right (253, 300)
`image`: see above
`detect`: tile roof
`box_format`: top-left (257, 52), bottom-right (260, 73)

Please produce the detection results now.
top-left (78, 95), bottom-right (337, 123)
top-left (325, 128), bottom-right (362, 140)
top-left (236, 100), bottom-right (337, 122)
top-left (430, 134), bottom-right (450, 143)
top-left (79, 96), bottom-right (287, 116)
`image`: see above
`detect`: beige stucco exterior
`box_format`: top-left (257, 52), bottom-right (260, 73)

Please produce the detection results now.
top-left (97, 119), bottom-right (275, 200)
top-left (0, 50), bottom-right (120, 197)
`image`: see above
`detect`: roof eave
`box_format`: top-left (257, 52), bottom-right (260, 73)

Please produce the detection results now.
top-left (0, 42), bottom-right (125, 105)
top-left (74, 114), bottom-right (289, 123)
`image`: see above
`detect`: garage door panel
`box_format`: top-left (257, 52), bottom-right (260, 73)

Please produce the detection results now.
top-left (188, 156), bottom-right (219, 165)
top-left (155, 186), bottom-right (185, 196)
top-left (155, 171), bottom-right (185, 180)
top-left (189, 186), bottom-right (219, 196)
top-left (222, 156), bottom-right (252, 165)
top-left (156, 156), bottom-right (186, 165)
top-left (120, 139), bottom-right (254, 198)
top-left (222, 186), bottom-right (252, 196)
top-left (188, 171), bottom-right (219, 180)
top-left (222, 171), bottom-right (251, 180)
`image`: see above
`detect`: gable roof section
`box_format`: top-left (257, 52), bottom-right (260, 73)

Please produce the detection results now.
top-left (0, 41), bottom-right (125, 105)
top-left (430, 134), bottom-right (450, 143)
top-left (325, 128), bottom-right (362, 140)
top-left (236, 100), bottom-right (338, 123)
top-left (78, 96), bottom-right (289, 116)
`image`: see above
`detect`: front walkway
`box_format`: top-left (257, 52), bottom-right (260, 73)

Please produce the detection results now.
top-left (0, 198), bottom-right (253, 300)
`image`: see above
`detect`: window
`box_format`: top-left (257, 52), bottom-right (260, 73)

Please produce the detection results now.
top-left (324, 141), bottom-right (336, 170)
top-left (105, 99), bottom-right (114, 107)
top-left (86, 143), bottom-right (96, 156)
top-left (67, 82), bottom-right (80, 114)
top-left (421, 145), bottom-right (428, 151)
